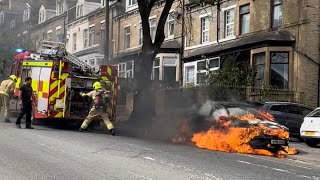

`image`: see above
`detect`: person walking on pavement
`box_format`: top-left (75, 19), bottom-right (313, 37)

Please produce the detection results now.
top-left (15, 77), bottom-right (37, 129)
top-left (79, 81), bottom-right (115, 135)
top-left (0, 75), bottom-right (17, 122)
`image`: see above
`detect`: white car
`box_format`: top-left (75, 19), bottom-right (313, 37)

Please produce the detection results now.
top-left (300, 108), bottom-right (320, 147)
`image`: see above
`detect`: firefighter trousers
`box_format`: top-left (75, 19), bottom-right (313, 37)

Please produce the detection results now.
top-left (81, 108), bottom-right (114, 130)
top-left (0, 94), bottom-right (10, 122)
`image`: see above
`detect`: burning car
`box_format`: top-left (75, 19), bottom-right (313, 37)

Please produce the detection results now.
top-left (173, 101), bottom-right (295, 156)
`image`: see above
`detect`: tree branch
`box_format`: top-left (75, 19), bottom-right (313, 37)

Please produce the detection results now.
top-left (154, 0), bottom-right (174, 51)
top-left (138, 0), bottom-right (153, 49)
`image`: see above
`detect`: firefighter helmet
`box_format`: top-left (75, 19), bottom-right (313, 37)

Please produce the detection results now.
top-left (93, 81), bottom-right (102, 90)
top-left (10, 75), bottom-right (17, 82)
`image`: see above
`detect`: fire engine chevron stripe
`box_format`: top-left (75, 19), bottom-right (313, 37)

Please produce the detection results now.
top-left (50, 80), bottom-right (59, 91)
top-left (107, 67), bottom-right (112, 76)
top-left (55, 112), bottom-right (63, 118)
top-left (101, 76), bottom-right (108, 81)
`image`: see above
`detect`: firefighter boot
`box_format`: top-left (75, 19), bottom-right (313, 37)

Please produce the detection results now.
top-left (15, 124), bottom-right (21, 129)
top-left (110, 128), bottom-right (115, 136)
top-left (79, 127), bottom-right (85, 132)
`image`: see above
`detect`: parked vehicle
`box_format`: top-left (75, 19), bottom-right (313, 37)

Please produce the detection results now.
top-left (179, 101), bottom-right (290, 154)
top-left (261, 102), bottom-right (313, 139)
top-left (300, 108), bottom-right (320, 147)
top-left (245, 101), bottom-right (264, 108)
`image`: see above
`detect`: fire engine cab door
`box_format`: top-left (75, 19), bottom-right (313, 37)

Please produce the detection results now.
top-left (31, 67), bottom-right (51, 112)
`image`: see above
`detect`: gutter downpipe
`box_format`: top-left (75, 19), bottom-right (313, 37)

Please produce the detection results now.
top-left (179, 0), bottom-right (185, 86)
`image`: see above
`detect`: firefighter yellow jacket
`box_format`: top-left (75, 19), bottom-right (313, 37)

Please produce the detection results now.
top-left (0, 79), bottom-right (15, 97)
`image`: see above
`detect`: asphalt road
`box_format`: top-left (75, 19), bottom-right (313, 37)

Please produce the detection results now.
top-left (0, 123), bottom-right (319, 180)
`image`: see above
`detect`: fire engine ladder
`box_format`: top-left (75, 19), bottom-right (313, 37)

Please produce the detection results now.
top-left (38, 40), bottom-right (92, 70)
top-left (64, 53), bottom-right (92, 70)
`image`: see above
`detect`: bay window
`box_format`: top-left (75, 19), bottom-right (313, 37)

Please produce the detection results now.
top-left (184, 57), bottom-right (220, 86)
top-left (163, 57), bottom-right (177, 85)
top-left (153, 58), bottom-right (160, 80)
top-left (185, 66), bottom-right (195, 85)
top-left (253, 53), bottom-right (265, 87)
top-left (270, 52), bottom-right (289, 89)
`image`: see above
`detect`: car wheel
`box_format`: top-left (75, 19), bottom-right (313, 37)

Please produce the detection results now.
top-left (297, 136), bottom-right (304, 142)
top-left (305, 140), bottom-right (319, 147)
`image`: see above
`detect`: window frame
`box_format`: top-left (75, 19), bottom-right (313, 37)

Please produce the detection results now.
top-left (272, 0), bottom-right (283, 28)
top-left (270, 52), bottom-right (289, 89)
top-left (101, 0), bottom-right (106, 7)
top-left (72, 33), bottom-right (77, 51)
top-left (152, 58), bottom-right (160, 80)
top-left (118, 60), bottom-right (134, 78)
top-left (269, 104), bottom-right (284, 112)
top-left (253, 53), bottom-right (266, 87)
top-left (139, 22), bottom-right (143, 45)
top-left (150, 19), bottom-right (156, 42)
top-left (126, 61), bottom-right (134, 78)
top-left (10, 19), bottom-right (15, 28)
top-left (57, 1), bottom-right (64, 15)
top-left (128, 0), bottom-right (138, 8)
top-left (201, 16), bottom-right (209, 44)
top-left (39, 9), bottom-right (46, 23)
top-left (89, 59), bottom-right (95, 66)
top-left (89, 27), bottom-right (95, 46)
top-left (239, 4), bottom-right (250, 35)
top-left (183, 57), bottom-right (220, 86)
top-left (47, 32), bottom-right (52, 41)
top-left (0, 11), bottom-right (3, 24)
top-left (124, 26), bottom-right (131, 49)
top-left (56, 28), bottom-right (62, 42)
top-left (23, 8), bottom-right (30, 22)
top-left (101, 22), bottom-right (105, 40)
top-left (76, 4), bottom-right (83, 18)
top-left (167, 14), bottom-right (175, 39)
top-left (284, 105), bottom-right (301, 115)
top-left (185, 65), bottom-right (195, 85)
top-left (83, 29), bottom-right (89, 47)
top-left (225, 8), bottom-right (235, 38)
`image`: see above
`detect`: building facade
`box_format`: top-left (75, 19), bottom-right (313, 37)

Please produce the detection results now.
top-left (111, 0), bottom-right (183, 85)
top-left (182, 0), bottom-right (320, 108)
top-left (1, 0), bottom-right (320, 107)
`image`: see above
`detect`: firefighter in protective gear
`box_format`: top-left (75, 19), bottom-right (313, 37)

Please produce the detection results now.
top-left (0, 75), bottom-right (17, 122)
top-left (79, 81), bottom-right (115, 135)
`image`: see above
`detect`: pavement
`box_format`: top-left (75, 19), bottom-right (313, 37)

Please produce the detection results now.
top-left (0, 122), bottom-right (320, 180)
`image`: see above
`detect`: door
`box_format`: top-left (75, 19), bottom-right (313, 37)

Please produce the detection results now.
top-left (267, 104), bottom-right (286, 125)
top-left (301, 109), bottom-right (320, 133)
top-left (283, 105), bottom-right (303, 135)
top-left (36, 67), bottom-right (51, 113)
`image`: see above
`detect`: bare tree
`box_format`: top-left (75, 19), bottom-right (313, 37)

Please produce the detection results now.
top-left (129, 0), bottom-right (218, 131)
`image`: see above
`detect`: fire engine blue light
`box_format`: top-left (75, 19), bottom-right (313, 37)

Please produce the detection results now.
top-left (15, 49), bottom-right (24, 53)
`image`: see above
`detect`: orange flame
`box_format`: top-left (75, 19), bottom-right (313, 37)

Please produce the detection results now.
top-left (174, 112), bottom-right (296, 157)
top-left (172, 119), bottom-right (190, 143)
